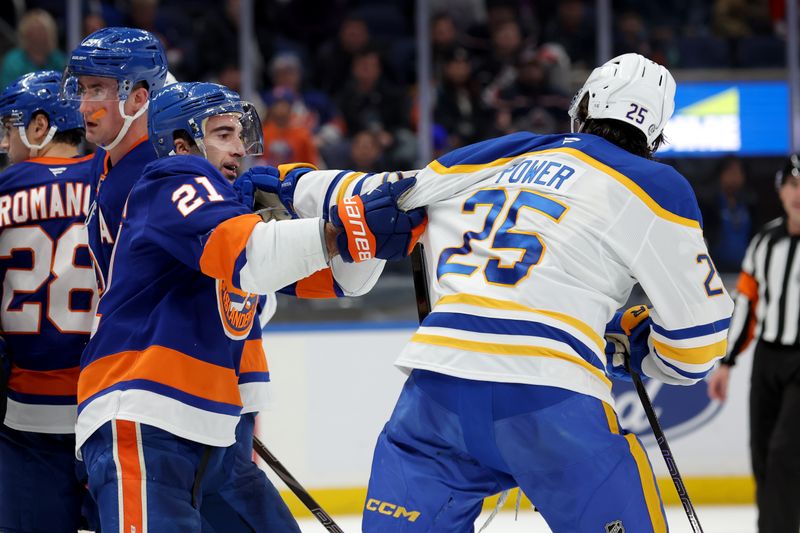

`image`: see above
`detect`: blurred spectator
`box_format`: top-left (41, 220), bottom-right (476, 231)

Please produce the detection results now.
top-left (336, 47), bottom-right (415, 167)
top-left (474, 19), bottom-right (526, 96)
top-left (126, 0), bottom-right (189, 78)
top-left (430, 0), bottom-right (485, 32)
top-left (314, 15), bottom-right (370, 95)
top-left (261, 88), bottom-right (319, 167)
top-left (345, 130), bottom-right (386, 173)
top-left (0, 9), bottom-right (64, 89)
top-left (464, 0), bottom-right (520, 56)
top-left (700, 156), bottom-right (755, 272)
top-left (265, 52), bottom-right (344, 150)
top-left (535, 42), bottom-right (572, 93)
top-left (83, 12), bottom-right (106, 38)
top-left (193, 0), bottom-right (267, 89)
top-left (431, 12), bottom-right (460, 82)
top-left (495, 48), bottom-right (571, 135)
top-left (614, 11), bottom-right (651, 57)
top-left (434, 46), bottom-right (493, 149)
top-left (542, 0), bottom-right (595, 68)
top-left (713, 0), bottom-right (772, 39)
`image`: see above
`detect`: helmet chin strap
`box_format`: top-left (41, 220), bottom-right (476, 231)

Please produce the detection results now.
top-left (101, 99), bottom-right (150, 151)
top-left (19, 125), bottom-right (58, 158)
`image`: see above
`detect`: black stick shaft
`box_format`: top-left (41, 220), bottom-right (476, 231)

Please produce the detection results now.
top-left (630, 371), bottom-right (704, 533)
top-left (410, 244), bottom-right (431, 321)
top-left (252, 436), bottom-right (344, 533)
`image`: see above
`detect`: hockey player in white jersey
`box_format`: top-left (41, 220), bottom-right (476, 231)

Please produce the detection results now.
top-left (251, 53), bottom-right (733, 532)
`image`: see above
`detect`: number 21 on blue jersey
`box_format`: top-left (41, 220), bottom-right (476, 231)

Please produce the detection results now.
top-left (437, 188), bottom-right (568, 287)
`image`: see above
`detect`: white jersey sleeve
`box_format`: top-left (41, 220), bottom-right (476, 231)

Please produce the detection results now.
top-left (290, 169), bottom-right (417, 296)
top-left (602, 164), bottom-right (733, 385)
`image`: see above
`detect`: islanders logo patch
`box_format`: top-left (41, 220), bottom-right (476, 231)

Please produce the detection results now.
top-left (215, 278), bottom-right (258, 340)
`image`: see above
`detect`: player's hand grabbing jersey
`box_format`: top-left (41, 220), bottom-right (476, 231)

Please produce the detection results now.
top-left (390, 132), bottom-right (732, 405)
top-left (0, 155), bottom-right (96, 433)
top-left (76, 155), bottom-right (331, 450)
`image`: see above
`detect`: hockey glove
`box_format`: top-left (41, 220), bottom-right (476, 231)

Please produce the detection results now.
top-left (604, 305), bottom-right (651, 381)
top-left (233, 163), bottom-right (316, 217)
top-left (329, 178), bottom-right (427, 263)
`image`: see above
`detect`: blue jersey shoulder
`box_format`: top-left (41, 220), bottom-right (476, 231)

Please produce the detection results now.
top-left (0, 156), bottom-right (93, 190)
top-left (434, 132), bottom-right (701, 226)
top-left (577, 135), bottom-right (702, 226)
top-left (434, 131), bottom-right (561, 169)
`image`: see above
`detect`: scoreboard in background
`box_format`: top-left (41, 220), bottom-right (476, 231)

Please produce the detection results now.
top-left (658, 81), bottom-right (789, 157)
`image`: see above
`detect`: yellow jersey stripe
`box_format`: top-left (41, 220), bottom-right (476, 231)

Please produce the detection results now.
top-left (625, 434), bottom-right (668, 533)
top-left (602, 402), bottom-right (620, 435)
top-left (336, 172), bottom-right (365, 204)
top-left (652, 338), bottom-right (727, 365)
top-left (411, 333), bottom-right (612, 388)
top-left (435, 293), bottom-right (606, 352)
top-left (428, 147), bottom-right (701, 229)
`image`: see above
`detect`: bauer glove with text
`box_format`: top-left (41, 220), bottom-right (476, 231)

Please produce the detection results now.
top-left (329, 178), bottom-right (427, 263)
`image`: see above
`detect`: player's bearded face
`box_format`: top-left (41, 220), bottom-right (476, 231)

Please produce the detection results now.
top-left (203, 113), bottom-right (245, 181)
top-left (77, 76), bottom-right (125, 146)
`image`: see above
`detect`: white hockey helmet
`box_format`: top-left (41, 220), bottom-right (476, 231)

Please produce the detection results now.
top-left (568, 53), bottom-right (676, 149)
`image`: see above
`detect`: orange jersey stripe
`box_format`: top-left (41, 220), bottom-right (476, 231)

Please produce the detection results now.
top-left (8, 365), bottom-right (80, 396)
top-left (199, 214), bottom-right (261, 284)
top-left (78, 346), bottom-right (242, 407)
top-left (241, 339), bottom-right (269, 374)
top-left (27, 154), bottom-right (94, 165)
top-left (736, 271), bottom-right (759, 350)
top-left (407, 216), bottom-right (428, 254)
top-left (736, 271), bottom-right (758, 302)
top-left (295, 268), bottom-right (338, 299)
top-left (114, 420), bottom-right (145, 532)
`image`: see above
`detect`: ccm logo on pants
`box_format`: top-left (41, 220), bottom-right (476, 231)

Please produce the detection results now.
top-left (365, 498), bottom-right (420, 522)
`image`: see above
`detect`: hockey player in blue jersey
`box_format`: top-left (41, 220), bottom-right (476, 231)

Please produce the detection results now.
top-left (62, 30), bottom-right (294, 531)
top-left (60, 27), bottom-right (169, 293)
top-left (76, 81), bottom-right (424, 532)
top-left (60, 28), bottom-right (385, 532)
top-left (0, 71), bottom-right (99, 533)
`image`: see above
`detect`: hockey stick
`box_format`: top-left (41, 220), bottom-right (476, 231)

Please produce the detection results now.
top-left (410, 244), bottom-right (431, 321)
top-left (627, 366), bottom-right (704, 533)
top-left (252, 435), bottom-right (344, 533)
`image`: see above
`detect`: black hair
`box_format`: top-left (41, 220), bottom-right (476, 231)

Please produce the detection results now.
top-left (576, 94), bottom-right (664, 159)
top-left (52, 129), bottom-right (85, 146)
top-left (173, 129), bottom-right (198, 149)
top-left (31, 111), bottom-right (83, 147)
top-left (776, 154), bottom-right (800, 189)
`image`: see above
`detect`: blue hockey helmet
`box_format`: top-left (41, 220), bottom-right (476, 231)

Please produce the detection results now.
top-left (61, 27), bottom-right (168, 102)
top-left (0, 71), bottom-right (83, 152)
top-left (148, 82), bottom-right (263, 158)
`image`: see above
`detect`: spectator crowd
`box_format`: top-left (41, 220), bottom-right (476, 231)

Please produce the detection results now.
top-left (0, 0), bottom-right (790, 270)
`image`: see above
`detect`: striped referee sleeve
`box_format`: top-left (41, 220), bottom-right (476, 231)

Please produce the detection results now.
top-left (723, 218), bottom-right (800, 364)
